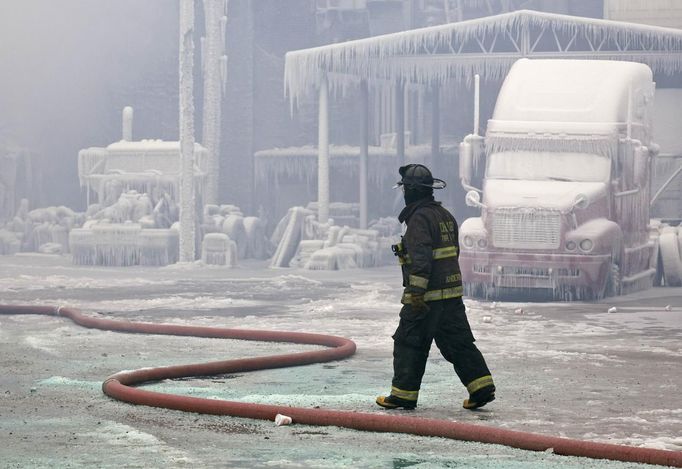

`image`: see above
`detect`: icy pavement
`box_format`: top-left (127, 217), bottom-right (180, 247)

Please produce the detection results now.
top-left (0, 253), bottom-right (681, 468)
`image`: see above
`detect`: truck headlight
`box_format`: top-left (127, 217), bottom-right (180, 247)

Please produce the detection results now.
top-left (477, 238), bottom-right (488, 248)
top-left (565, 240), bottom-right (577, 251)
top-left (579, 239), bottom-right (593, 252)
top-left (463, 235), bottom-right (474, 248)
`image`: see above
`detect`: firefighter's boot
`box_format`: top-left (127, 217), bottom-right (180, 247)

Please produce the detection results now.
top-left (463, 376), bottom-right (495, 410)
top-left (376, 394), bottom-right (417, 410)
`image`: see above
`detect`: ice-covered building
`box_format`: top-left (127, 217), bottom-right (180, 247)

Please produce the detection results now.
top-left (604, 0), bottom-right (682, 220)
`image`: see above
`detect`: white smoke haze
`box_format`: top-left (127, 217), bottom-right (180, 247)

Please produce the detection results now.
top-left (0, 0), bottom-right (178, 209)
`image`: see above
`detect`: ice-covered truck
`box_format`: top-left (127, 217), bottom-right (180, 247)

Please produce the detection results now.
top-left (458, 58), bottom-right (680, 301)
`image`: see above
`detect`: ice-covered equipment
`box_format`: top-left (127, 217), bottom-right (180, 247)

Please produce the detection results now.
top-left (201, 232), bottom-right (237, 266)
top-left (458, 59), bottom-right (664, 300)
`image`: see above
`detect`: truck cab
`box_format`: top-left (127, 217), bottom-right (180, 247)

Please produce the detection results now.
top-left (458, 59), bottom-right (657, 300)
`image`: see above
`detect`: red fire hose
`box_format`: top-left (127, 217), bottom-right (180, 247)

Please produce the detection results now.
top-left (2, 303), bottom-right (681, 468)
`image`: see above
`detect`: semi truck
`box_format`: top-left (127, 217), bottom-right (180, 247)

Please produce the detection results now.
top-left (458, 58), bottom-right (681, 301)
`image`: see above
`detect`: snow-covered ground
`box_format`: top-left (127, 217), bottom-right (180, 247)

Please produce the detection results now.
top-left (0, 253), bottom-right (680, 468)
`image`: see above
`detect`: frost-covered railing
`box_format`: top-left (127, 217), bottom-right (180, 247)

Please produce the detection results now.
top-left (254, 144), bottom-right (431, 188)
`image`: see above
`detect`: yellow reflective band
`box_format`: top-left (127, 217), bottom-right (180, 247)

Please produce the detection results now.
top-left (433, 246), bottom-right (458, 259)
top-left (466, 375), bottom-right (494, 394)
top-left (409, 275), bottom-right (429, 289)
top-left (402, 286), bottom-right (463, 303)
top-left (390, 386), bottom-right (419, 401)
top-left (398, 254), bottom-right (412, 265)
top-left (423, 286), bottom-right (463, 301)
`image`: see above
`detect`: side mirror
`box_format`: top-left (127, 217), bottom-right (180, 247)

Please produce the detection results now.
top-left (573, 193), bottom-right (589, 210)
top-left (465, 190), bottom-right (484, 208)
top-left (633, 146), bottom-right (649, 188)
top-left (459, 140), bottom-right (473, 185)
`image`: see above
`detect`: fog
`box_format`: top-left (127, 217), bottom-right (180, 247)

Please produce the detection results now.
top-left (0, 0), bottom-right (610, 215)
top-left (0, 1), bottom-right (178, 209)
top-left (1, 1), bottom-right (681, 283)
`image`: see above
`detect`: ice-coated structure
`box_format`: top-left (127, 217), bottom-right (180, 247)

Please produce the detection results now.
top-left (78, 140), bottom-right (209, 210)
top-left (201, 204), bottom-right (272, 263)
top-left (68, 107), bottom-right (269, 267)
top-left (201, 233), bottom-right (237, 266)
top-left (0, 199), bottom-right (85, 256)
top-left (73, 128), bottom-right (208, 266)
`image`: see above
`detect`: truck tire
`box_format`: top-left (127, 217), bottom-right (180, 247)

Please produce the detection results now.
top-left (659, 229), bottom-right (682, 287)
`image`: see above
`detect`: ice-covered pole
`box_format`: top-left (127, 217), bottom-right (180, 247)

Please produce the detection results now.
top-left (318, 73), bottom-right (330, 224)
top-left (359, 80), bottom-right (369, 229)
top-left (122, 106), bottom-right (134, 141)
top-left (627, 85), bottom-right (632, 140)
top-left (179, 0), bottom-right (196, 262)
top-left (201, 0), bottom-right (224, 205)
top-left (395, 80), bottom-right (405, 166)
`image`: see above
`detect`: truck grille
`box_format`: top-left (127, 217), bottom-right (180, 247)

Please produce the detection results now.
top-left (492, 208), bottom-right (561, 250)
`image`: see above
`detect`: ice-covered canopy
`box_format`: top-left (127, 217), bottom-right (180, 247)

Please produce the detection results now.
top-left (284, 9), bottom-right (682, 105)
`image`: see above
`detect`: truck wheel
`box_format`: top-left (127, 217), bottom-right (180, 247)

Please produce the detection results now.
top-left (659, 229), bottom-right (682, 287)
top-left (605, 263), bottom-right (621, 297)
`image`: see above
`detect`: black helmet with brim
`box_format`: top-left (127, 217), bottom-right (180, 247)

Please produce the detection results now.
top-left (394, 164), bottom-right (446, 189)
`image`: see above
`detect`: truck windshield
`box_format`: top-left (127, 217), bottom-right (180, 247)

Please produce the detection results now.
top-left (487, 151), bottom-right (610, 182)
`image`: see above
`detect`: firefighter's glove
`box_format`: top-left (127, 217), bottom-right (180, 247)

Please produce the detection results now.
top-left (410, 293), bottom-right (430, 315)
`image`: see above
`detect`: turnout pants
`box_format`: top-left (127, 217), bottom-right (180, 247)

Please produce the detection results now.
top-left (391, 297), bottom-right (492, 401)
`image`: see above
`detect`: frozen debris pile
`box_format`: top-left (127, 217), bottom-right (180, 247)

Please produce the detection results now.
top-left (657, 226), bottom-right (682, 287)
top-left (270, 203), bottom-right (400, 270)
top-left (0, 199), bottom-right (85, 255)
top-left (201, 233), bottom-right (237, 266)
top-left (201, 204), bottom-right (272, 262)
top-left (70, 190), bottom-right (179, 267)
top-left (68, 196), bottom-right (270, 267)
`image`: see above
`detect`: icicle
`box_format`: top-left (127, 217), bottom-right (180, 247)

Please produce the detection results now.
top-left (284, 9), bottom-right (682, 108)
top-left (220, 55), bottom-right (228, 96)
top-left (201, 232), bottom-right (237, 266)
top-left (77, 148), bottom-right (107, 189)
top-left (486, 134), bottom-right (618, 160)
top-left (139, 229), bottom-right (179, 266)
top-left (200, 36), bottom-right (206, 73)
top-left (220, 15), bottom-right (227, 50)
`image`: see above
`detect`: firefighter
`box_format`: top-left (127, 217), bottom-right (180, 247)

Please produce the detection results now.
top-left (376, 164), bottom-right (495, 410)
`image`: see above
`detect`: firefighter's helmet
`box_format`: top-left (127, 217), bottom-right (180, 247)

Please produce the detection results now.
top-left (394, 164), bottom-right (446, 189)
